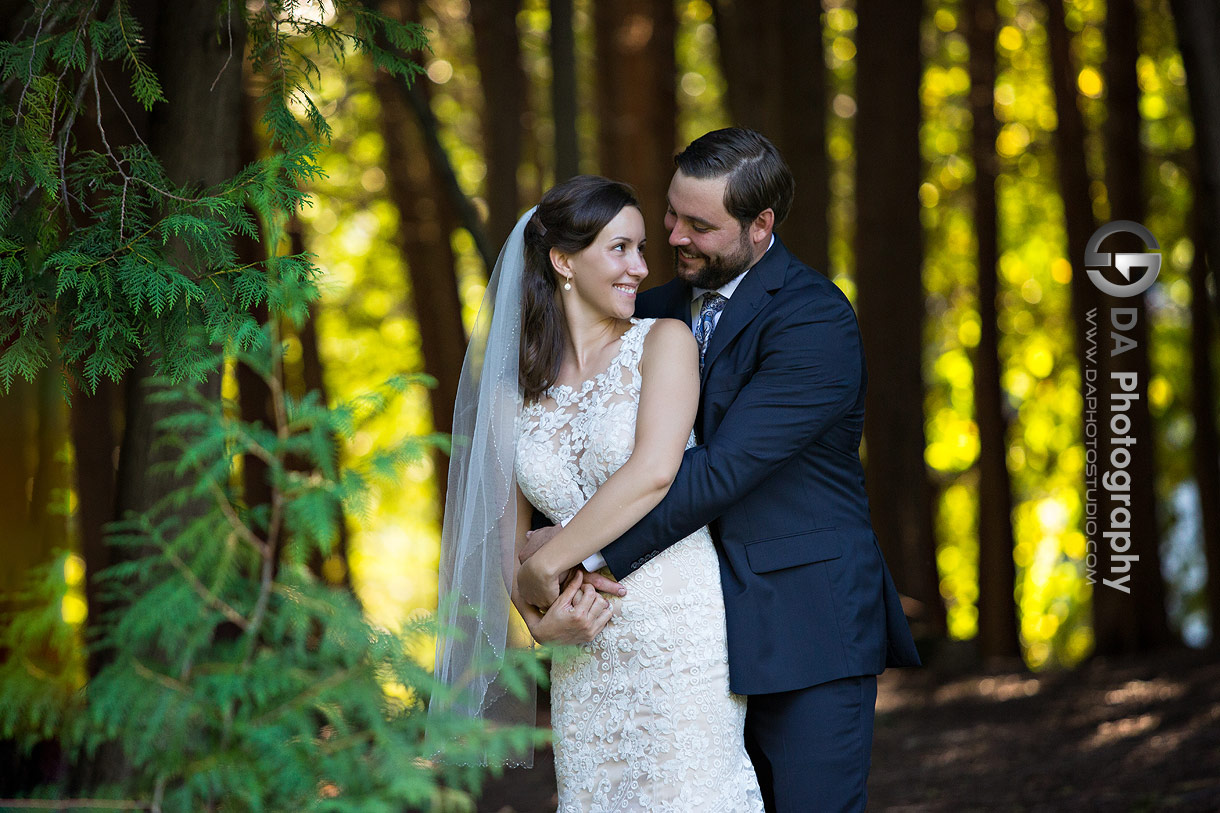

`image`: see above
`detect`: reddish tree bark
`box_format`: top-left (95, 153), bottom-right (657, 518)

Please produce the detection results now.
top-left (712, 0), bottom-right (828, 273)
top-left (594, 0), bottom-right (677, 285)
top-left (375, 0), bottom-right (469, 502)
top-left (470, 0), bottom-right (527, 247)
top-left (967, 0), bottom-right (1022, 662)
top-left (855, 0), bottom-right (947, 640)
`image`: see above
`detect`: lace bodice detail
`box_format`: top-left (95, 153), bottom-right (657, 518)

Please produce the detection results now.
top-left (513, 317), bottom-right (763, 812)
top-left (517, 318), bottom-right (664, 524)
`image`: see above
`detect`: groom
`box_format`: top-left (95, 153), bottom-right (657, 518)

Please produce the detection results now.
top-left (525, 128), bottom-right (920, 812)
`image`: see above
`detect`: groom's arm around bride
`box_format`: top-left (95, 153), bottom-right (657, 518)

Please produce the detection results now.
top-left (555, 127), bottom-right (919, 813)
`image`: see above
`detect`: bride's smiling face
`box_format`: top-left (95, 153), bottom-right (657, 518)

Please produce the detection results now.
top-left (557, 205), bottom-right (649, 320)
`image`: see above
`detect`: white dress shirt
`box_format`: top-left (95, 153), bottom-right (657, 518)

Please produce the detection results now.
top-left (579, 236), bottom-right (775, 573)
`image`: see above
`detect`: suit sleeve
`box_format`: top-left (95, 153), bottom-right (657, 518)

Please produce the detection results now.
top-left (601, 289), bottom-right (863, 579)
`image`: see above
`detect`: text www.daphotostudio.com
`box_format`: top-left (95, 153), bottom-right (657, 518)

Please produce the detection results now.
top-left (1081, 220), bottom-right (1161, 593)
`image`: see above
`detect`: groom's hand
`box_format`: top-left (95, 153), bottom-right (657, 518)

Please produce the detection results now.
top-left (520, 526), bottom-right (560, 563)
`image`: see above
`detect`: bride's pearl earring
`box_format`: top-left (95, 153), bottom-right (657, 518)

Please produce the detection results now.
top-left (564, 278), bottom-right (572, 291)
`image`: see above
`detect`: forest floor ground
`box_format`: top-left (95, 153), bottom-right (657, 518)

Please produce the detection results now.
top-left (475, 647), bottom-right (1220, 812)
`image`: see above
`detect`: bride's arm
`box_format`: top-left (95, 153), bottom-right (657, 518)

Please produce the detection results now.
top-left (511, 483), bottom-right (614, 644)
top-left (517, 319), bottom-right (700, 607)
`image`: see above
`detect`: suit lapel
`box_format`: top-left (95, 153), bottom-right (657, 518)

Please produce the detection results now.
top-left (636, 278), bottom-right (693, 326)
top-left (700, 237), bottom-right (790, 384)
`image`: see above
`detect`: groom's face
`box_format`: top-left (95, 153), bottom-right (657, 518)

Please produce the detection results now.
top-left (664, 171), bottom-right (755, 290)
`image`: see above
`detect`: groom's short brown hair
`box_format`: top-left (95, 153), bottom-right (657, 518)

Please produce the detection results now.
top-left (674, 128), bottom-right (794, 227)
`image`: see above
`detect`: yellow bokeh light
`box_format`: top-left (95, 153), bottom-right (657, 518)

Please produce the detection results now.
top-left (64, 554), bottom-right (86, 586)
top-left (1024, 344), bottom-right (1054, 378)
top-left (958, 317), bottom-right (980, 348)
top-left (1140, 94), bottom-right (1167, 120)
top-left (62, 594), bottom-right (88, 625)
top-left (998, 26), bottom-right (1022, 52)
top-left (1149, 376), bottom-right (1173, 410)
top-left (1077, 67), bottom-right (1103, 99)
top-left (832, 37), bottom-right (857, 62)
top-left (997, 123), bottom-right (1031, 158)
top-left (1051, 258), bottom-right (1072, 284)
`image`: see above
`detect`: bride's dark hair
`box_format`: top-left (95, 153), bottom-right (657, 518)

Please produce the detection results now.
top-left (520, 175), bottom-right (639, 400)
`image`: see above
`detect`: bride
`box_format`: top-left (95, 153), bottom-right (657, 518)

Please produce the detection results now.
top-left (430, 175), bottom-right (763, 811)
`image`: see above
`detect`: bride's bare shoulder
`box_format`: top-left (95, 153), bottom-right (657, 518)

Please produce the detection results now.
top-left (641, 318), bottom-right (697, 365)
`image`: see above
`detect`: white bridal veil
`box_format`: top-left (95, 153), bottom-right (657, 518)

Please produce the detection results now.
top-left (427, 207), bottom-right (537, 766)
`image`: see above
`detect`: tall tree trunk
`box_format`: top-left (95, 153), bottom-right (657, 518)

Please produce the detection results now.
top-left (68, 0), bottom-right (149, 678)
top-left (1185, 199), bottom-right (1220, 648)
top-left (1097, 0), bottom-right (1174, 652)
top-left (86, 0), bottom-right (248, 788)
top-left (855, 0), bottom-right (947, 640)
top-left (712, 0), bottom-right (828, 273)
top-left (81, 0), bottom-right (244, 680)
top-left (1046, 0), bottom-right (1118, 655)
top-left (70, 376), bottom-right (119, 674)
top-left (1170, 0), bottom-right (1220, 328)
top-left (470, 0), bottom-right (526, 247)
top-left (29, 336), bottom-right (71, 556)
top-left (1169, 6), bottom-right (1220, 644)
top-left (114, 0), bottom-right (246, 547)
top-left (375, 0), bottom-right (468, 503)
top-left (0, 378), bottom-right (36, 601)
top-left (594, 0), bottom-right (677, 286)
top-left (550, 0), bottom-right (579, 181)
top-left (967, 0), bottom-right (1021, 662)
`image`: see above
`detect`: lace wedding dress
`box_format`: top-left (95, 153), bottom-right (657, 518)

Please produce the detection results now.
top-left (516, 318), bottom-right (764, 812)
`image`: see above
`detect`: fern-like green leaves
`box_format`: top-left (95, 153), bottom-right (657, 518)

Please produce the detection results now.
top-left (1, 0), bottom-right (426, 397)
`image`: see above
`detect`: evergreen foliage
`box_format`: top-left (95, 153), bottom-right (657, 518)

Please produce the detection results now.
top-left (0, 0), bottom-right (425, 397)
top-left (1, 1), bottom-right (548, 808)
top-left (0, 344), bottom-right (546, 808)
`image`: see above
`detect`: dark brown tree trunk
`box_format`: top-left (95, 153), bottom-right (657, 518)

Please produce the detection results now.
top-left (1170, 0), bottom-right (1220, 329)
top-left (114, 0), bottom-right (246, 531)
top-left (66, 0), bottom-right (151, 677)
top-left (594, 0), bottom-right (677, 286)
top-left (967, 0), bottom-right (1021, 662)
top-left (550, 0), bottom-right (580, 181)
top-left (1186, 218), bottom-right (1220, 650)
top-left (29, 340), bottom-right (71, 556)
top-left (1046, 0), bottom-right (1114, 654)
top-left (470, 0), bottom-right (526, 247)
top-left (1168, 3), bottom-right (1220, 644)
top-left (0, 379), bottom-right (37, 601)
top-left (1047, 0), bottom-right (1175, 655)
top-left (70, 377), bottom-right (120, 664)
top-left (712, 0), bottom-right (828, 273)
top-left (375, 0), bottom-right (469, 504)
top-left (855, 0), bottom-right (947, 640)
top-left (83, 0), bottom-right (248, 788)
top-left (1096, 0), bottom-right (1174, 652)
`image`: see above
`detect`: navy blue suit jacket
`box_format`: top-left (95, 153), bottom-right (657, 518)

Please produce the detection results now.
top-left (602, 237), bottom-right (921, 695)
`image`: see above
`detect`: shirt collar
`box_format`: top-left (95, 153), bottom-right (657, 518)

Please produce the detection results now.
top-left (691, 234), bottom-right (776, 303)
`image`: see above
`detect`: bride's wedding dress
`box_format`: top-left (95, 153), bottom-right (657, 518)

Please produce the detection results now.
top-left (516, 317), bottom-right (764, 812)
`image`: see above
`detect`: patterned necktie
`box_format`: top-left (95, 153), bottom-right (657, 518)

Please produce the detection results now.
top-left (694, 292), bottom-right (727, 372)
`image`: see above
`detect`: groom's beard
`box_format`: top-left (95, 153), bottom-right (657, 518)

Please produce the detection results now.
top-left (673, 229), bottom-right (754, 290)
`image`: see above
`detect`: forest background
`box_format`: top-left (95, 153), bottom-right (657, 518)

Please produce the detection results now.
top-left (3, 0), bottom-right (1220, 808)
